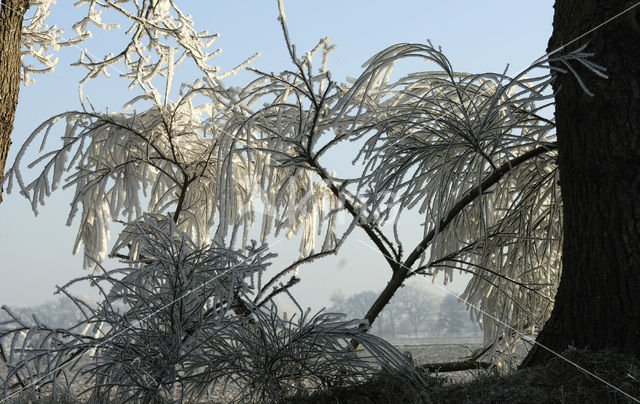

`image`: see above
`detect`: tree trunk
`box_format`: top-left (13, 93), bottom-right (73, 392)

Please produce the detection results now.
top-left (523, 0), bottom-right (640, 366)
top-left (0, 0), bottom-right (29, 202)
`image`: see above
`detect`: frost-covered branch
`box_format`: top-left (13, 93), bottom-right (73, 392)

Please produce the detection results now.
top-left (0, 219), bottom-right (423, 402)
top-left (19, 0), bottom-right (86, 84)
top-left (403, 143), bottom-right (557, 270)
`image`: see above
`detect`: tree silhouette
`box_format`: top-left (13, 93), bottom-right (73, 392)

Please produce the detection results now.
top-left (523, 1), bottom-right (640, 366)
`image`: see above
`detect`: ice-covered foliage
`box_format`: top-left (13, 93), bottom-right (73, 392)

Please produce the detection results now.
top-left (0, 218), bottom-right (422, 403)
top-left (228, 38), bottom-right (564, 367)
top-left (69, 0), bottom-right (243, 101)
top-left (343, 44), bottom-right (562, 366)
top-left (19, 0), bottom-right (240, 94)
top-left (2, 81), bottom-right (340, 270)
top-left (339, 43), bottom-right (604, 368)
top-left (20, 0), bottom-right (80, 84)
top-left (227, 27), bottom-right (603, 367)
top-left (4, 0), bottom-right (609, 375)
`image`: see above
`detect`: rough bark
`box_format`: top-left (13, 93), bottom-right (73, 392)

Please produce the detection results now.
top-left (0, 0), bottom-right (29, 202)
top-left (523, 1), bottom-right (640, 366)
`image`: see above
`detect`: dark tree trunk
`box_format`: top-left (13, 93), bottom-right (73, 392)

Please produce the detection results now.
top-left (0, 0), bottom-right (29, 202)
top-left (523, 1), bottom-right (640, 366)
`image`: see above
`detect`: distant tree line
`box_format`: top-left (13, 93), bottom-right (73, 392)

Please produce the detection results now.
top-left (0, 297), bottom-right (88, 329)
top-left (329, 284), bottom-right (482, 339)
top-left (3, 285), bottom-right (482, 343)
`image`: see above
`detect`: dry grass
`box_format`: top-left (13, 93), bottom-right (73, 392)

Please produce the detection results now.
top-left (286, 349), bottom-right (640, 404)
top-left (4, 349), bottom-right (639, 403)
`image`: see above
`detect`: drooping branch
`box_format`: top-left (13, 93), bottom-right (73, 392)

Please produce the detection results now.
top-left (403, 143), bottom-right (557, 270)
top-left (359, 143), bottom-right (557, 334)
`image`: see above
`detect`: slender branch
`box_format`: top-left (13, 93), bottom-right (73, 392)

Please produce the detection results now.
top-left (0, 344), bottom-right (25, 389)
top-left (254, 276), bottom-right (300, 309)
top-left (310, 161), bottom-right (400, 271)
top-left (352, 143), bottom-right (557, 349)
top-left (403, 143), bottom-right (557, 270)
top-left (410, 243), bottom-right (555, 301)
top-left (372, 225), bottom-right (401, 261)
top-left (306, 83), bottom-right (331, 156)
top-left (173, 175), bottom-right (193, 223)
top-left (257, 241), bottom-right (343, 299)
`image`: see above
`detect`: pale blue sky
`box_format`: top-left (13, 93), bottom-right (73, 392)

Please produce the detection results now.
top-left (0, 1), bottom-right (555, 308)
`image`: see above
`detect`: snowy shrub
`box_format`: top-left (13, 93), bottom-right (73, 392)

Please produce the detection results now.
top-left (0, 217), bottom-right (421, 402)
